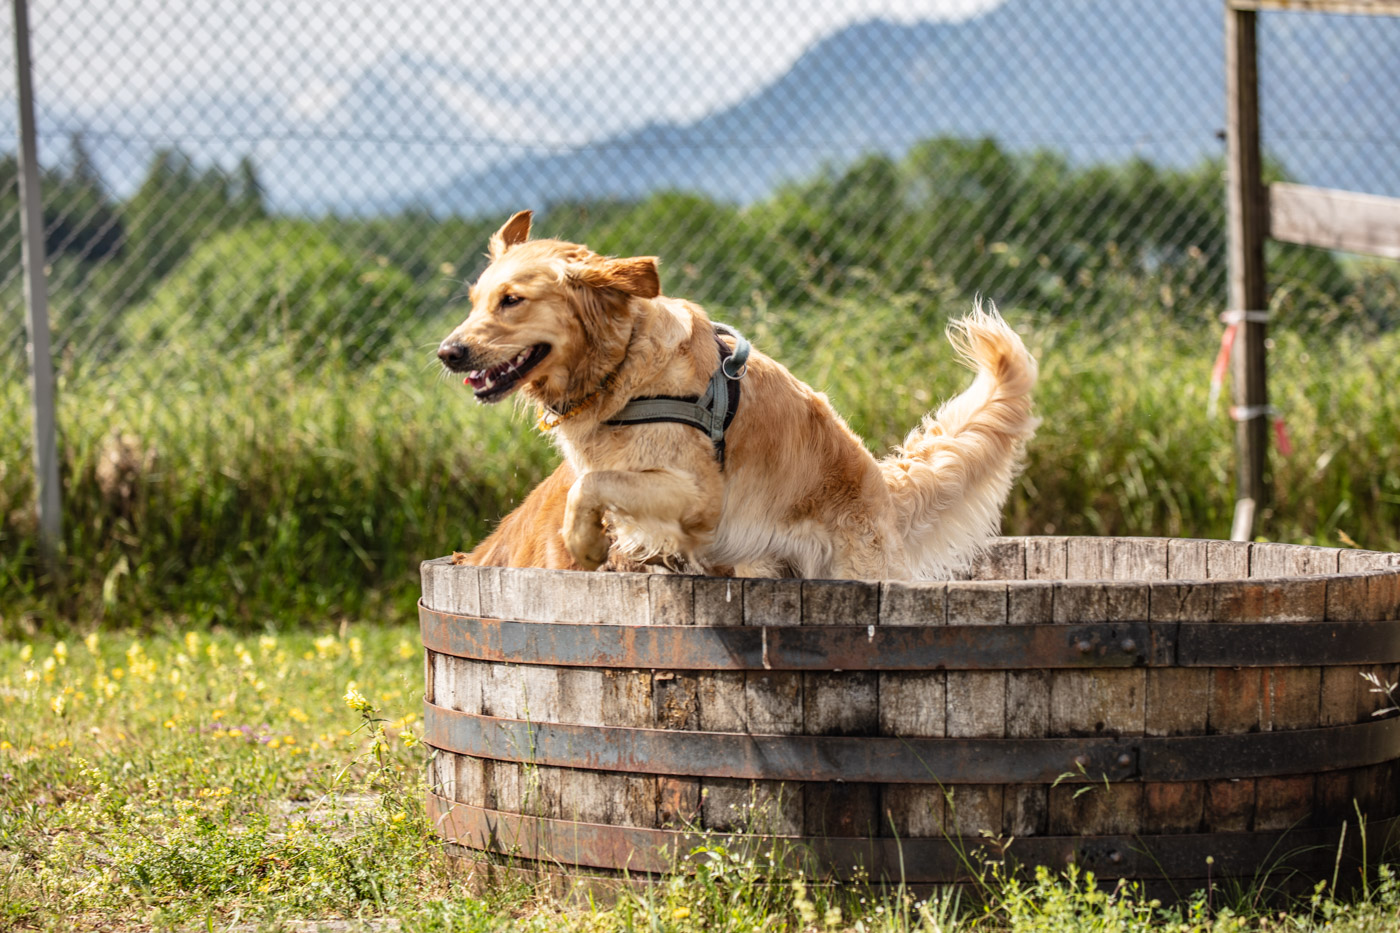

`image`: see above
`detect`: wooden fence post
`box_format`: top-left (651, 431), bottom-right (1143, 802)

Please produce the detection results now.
top-left (1225, 4), bottom-right (1269, 541)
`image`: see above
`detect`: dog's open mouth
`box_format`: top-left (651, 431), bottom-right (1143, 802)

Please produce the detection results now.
top-left (465, 344), bottom-right (550, 402)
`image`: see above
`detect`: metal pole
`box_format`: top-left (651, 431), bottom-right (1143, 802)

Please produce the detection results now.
top-left (11, 0), bottom-right (62, 567)
top-left (1225, 5), bottom-right (1269, 541)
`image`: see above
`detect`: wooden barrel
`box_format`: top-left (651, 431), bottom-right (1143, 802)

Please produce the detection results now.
top-left (420, 536), bottom-right (1400, 896)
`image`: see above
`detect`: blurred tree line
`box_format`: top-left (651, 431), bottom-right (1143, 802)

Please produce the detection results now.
top-left (3, 132), bottom-right (1391, 370)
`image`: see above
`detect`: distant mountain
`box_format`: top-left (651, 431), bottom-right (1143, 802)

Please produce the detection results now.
top-left (421, 0), bottom-right (1400, 217)
top-left (20, 0), bottom-right (1398, 215)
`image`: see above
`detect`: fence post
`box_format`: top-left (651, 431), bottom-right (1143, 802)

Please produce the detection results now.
top-left (11, 0), bottom-right (62, 568)
top-left (1225, 4), bottom-right (1269, 541)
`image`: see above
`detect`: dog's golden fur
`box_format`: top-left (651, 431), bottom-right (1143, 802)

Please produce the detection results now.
top-left (441, 211), bottom-right (1038, 580)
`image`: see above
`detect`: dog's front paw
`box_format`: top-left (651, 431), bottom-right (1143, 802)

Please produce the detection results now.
top-left (562, 508), bottom-right (610, 571)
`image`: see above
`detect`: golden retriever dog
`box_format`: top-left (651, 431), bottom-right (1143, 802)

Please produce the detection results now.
top-left (438, 210), bottom-right (1037, 580)
top-left (459, 461), bottom-right (581, 569)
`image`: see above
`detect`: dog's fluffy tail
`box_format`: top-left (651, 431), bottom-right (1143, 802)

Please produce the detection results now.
top-left (880, 302), bottom-right (1038, 579)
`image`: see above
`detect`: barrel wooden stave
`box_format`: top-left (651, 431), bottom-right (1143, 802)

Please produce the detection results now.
top-left (420, 536), bottom-right (1400, 887)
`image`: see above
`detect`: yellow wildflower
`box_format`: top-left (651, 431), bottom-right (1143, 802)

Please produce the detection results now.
top-left (53, 642), bottom-right (68, 664)
top-left (258, 635), bottom-right (277, 656)
top-left (288, 707), bottom-right (309, 723)
top-left (51, 694), bottom-right (66, 716)
top-left (84, 632), bottom-right (100, 655)
top-left (19, 644), bottom-right (32, 662)
top-left (268, 738), bottom-right (281, 749)
top-left (672, 906), bottom-right (691, 920)
top-left (343, 685), bottom-right (372, 712)
top-left (184, 631), bottom-right (200, 655)
top-left (400, 731), bottom-right (420, 748)
top-left (396, 640), bottom-right (416, 660)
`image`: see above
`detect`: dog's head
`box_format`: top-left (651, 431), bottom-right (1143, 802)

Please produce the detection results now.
top-left (437, 211), bottom-right (660, 407)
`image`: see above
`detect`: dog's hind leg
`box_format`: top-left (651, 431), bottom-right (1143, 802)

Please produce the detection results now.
top-left (563, 467), bottom-right (721, 571)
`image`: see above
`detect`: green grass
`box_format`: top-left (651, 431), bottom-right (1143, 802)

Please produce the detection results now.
top-left (5, 292), bottom-right (1400, 634)
top-left (2, 628), bottom-right (1398, 931)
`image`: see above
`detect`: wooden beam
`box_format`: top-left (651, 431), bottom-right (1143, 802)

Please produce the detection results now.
top-left (1225, 7), bottom-right (1270, 541)
top-left (1229, 0), bottom-right (1400, 15)
top-left (1268, 183), bottom-right (1400, 259)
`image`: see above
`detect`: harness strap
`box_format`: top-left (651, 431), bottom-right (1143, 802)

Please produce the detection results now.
top-left (604, 323), bottom-right (750, 468)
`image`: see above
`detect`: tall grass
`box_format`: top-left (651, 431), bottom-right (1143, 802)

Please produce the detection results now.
top-left (3, 296), bottom-right (1400, 632)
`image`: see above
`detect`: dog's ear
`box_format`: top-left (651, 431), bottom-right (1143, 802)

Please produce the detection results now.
top-left (488, 210), bottom-right (533, 259)
top-left (574, 256), bottom-right (661, 299)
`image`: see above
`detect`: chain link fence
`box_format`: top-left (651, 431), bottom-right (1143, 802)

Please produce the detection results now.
top-left (1, 1), bottom-right (1397, 612)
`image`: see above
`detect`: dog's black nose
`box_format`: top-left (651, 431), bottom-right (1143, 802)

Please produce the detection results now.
top-left (438, 341), bottom-right (469, 369)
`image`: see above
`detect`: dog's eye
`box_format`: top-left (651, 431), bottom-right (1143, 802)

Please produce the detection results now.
top-left (499, 294), bottom-right (523, 308)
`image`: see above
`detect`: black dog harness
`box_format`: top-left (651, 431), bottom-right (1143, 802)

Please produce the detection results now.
top-left (604, 322), bottom-right (751, 468)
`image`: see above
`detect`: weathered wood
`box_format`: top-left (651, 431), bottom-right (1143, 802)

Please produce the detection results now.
top-left (1262, 666), bottom-right (1319, 731)
top-left (1207, 540), bottom-right (1251, 580)
top-left (657, 777), bottom-right (701, 828)
top-left (1007, 581), bottom-right (1054, 624)
top-left (879, 581), bottom-right (946, 625)
top-left (1003, 785), bottom-right (1048, 836)
top-left (1145, 669), bottom-right (1210, 737)
top-left (804, 671), bottom-right (878, 735)
top-left (1319, 665), bottom-right (1360, 726)
top-left (1210, 668), bottom-right (1262, 734)
top-left (694, 577), bottom-right (743, 626)
top-left (879, 672), bottom-right (946, 737)
top-left (1066, 537), bottom-right (1113, 581)
top-left (1112, 538), bottom-right (1169, 581)
top-left (1048, 783), bottom-right (1143, 835)
top-left (806, 783), bottom-right (879, 837)
top-left (541, 767), bottom-right (656, 828)
top-left (653, 672), bottom-right (700, 731)
top-left (947, 785), bottom-right (1004, 836)
top-left (602, 669), bottom-right (653, 728)
top-left (1254, 775), bottom-right (1314, 831)
top-left (1050, 670), bottom-right (1145, 737)
top-left (745, 672), bottom-right (803, 733)
top-left (1268, 183), bottom-right (1400, 260)
top-left (743, 579), bottom-right (801, 626)
top-left (1205, 779), bottom-right (1255, 832)
top-left (698, 671), bottom-right (747, 733)
top-left (1251, 543), bottom-right (1339, 578)
top-left (947, 582), bottom-right (1007, 741)
top-left (425, 539), bottom-right (1400, 889)
top-left (881, 785), bottom-right (945, 837)
top-left (1225, 3), bottom-right (1269, 539)
top-left (1053, 583), bottom-right (1109, 624)
top-left (1026, 537), bottom-right (1068, 580)
top-left (1213, 579), bottom-right (1327, 622)
top-left (648, 575), bottom-right (694, 626)
top-left (702, 778), bottom-right (803, 835)
top-left (1148, 581), bottom-right (1215, 623)
top-left (946, 671), bottom-right (1006, 739)
top-left (802, 579), bottom-right (878, 624)
top-left (1144, 782), bottom-right (1204, 834)
top-left (1006, 671), bottom-right (1051, 738)
top-left (455, 753), bottom-right (486, 808)
top-left (1229, 0), bottom-right (1400, 15)
top-left (1166, 540), bottom-right (1209, 580)
top-left (558, 668), bottom-right (605, 727)
top-left (971, 538), bottom-right (1027, 580)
